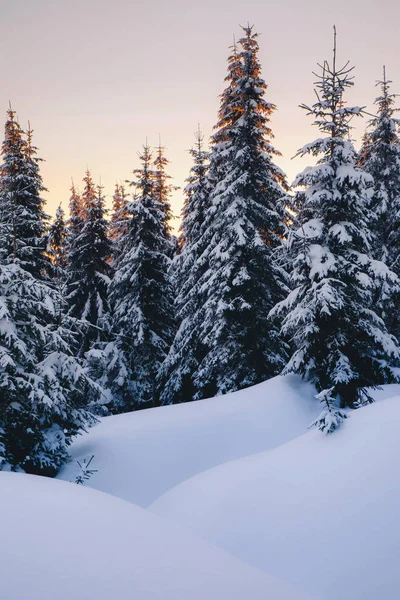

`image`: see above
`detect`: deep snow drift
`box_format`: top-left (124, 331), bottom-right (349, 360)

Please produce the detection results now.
top-left (53, 376), bottom-right (400, 600)
top-left (59, 374), bottom-right (318, 506)
top-left (151, 389), bottom-right (400, 600)
top-left (0, 472), bottom-right (316, 600)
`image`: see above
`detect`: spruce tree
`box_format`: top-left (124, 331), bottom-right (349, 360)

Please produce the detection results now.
top-left (67, 171), bottom-right (112, 354)
top-left (153, 141), bottom-right (176, 231)
top-left (159, 26), bottom-right (289, 403)
top-left (271, 31), bottom-right (400, 432)
top-left (358, 69), bottom-right (400, 337)
top-left (359, 68), bottom-right (400, 261)
top-left (0, 109), bottom-right (49, 277)
top-left (158, 41), bottom-right (244, 404)
top-left (0, 259), bottom-right (95, 475)
top-left (158, 129), bottom-right (212, 404)
top-left (47, 204), bottom-right (69, 327)
top-left (0, 116), bottom-right (94, 473)
top-left (108, 143), bottom-right (175, 409)
top-left (109, 182), bottom-right (129, 266)
top-left (109, 183), bottom-right (129, 240)
top-left (66, 181), bottom-right (83, 244)
top-left (178, 127), bottom-right (210, 250)
top-left (152, 141), bottom-right (179, 257)
top-left (48, 204), bottom-right (68, 271)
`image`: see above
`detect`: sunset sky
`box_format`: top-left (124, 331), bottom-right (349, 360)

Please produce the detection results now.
top-left (1, 0), bottom-right (399, 227)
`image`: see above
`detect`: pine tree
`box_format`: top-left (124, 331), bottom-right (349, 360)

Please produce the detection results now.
top-left (359, 68), bottom-right (400, 261)
top-left (153, 141), bottom-right (178, 254)
top-left (66, 181), bottom-right (83, 243)
top-left (157, 129), bottom-right (212, 404)
top-left (0, 120), bottom-right (94, 473)
top-left (108, 143), bottom-right (175, 409)
top-left (159, 26), bottom-right (289, 403)
top-left (178, 127), bottom-right (211, 250)
top-left (0, 109), bottom-right (49, 277)
top-left (271, 30), bottom-right (400, 432)
top-left (0, 259), bottom-right (96, 474)
top-left (48, 204), bottom-right (68, 271)
top-left (67, 171), bottom-right (112, 354)
top-left (109, 182), bottom-right (129, 241)
top-left (47, 204), bottom-right (69, 328)
top-left (358, 69), bottom-right (400, 337)
top-left (109, 182), bottom-right (130, 266)
top-left (158, 41), bottom-right (244, 405)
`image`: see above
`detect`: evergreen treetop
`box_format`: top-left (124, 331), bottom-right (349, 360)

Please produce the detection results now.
top-left (67, 171), bottom-right (112, 353)
top-left (109, 183), bottom-right (129, 241)
top-left (48, 204), bottom-right (68, 271)
top-left (108, 143), bottom-right (175, 409)
top-left (153, 141), bottom-right (178, 250)
top-left (159, 25), bottom-right (289, 404)
top-left (359, 68), bottom-right (400, 264)
top-left (66, 181), bottom-right (83, 243)
top-left (0, 109), bottom-right (49, 276)
top-left (271, 29), bottom-right (400, 430)
top-left (178, 127), bottom-right (210, 251)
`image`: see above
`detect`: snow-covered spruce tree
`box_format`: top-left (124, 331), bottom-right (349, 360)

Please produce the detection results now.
top-left (66, 181), bottom-right (83, 245)
top-left (159, 25), bottom-right (289, 403)
top-left (359, 69), bottom-right (400, 262)
top-left (108, 143), bottom-right (175, 409)
top-left (109, 182), bottom-right (129, 262)
top-left (153, 141), bottom-right (176, 225)
top-left (153, 141), bottom-right (178, 255)
top-left (0, 164), bottom-right (94, 473)
top-left (158, 41), bottom-right (247, 404)
top-left (67, 172), bottom-right (112, 354)
top-left (157, 129), bottom-right (212, 404)
top-left (270, 32), bottom-right (400, 433)
top-left (0, 259), bottom-right (96, 474)
top-left (47, 204), bottom-right (69, 327)
top-left (358, 69), bottom-right (400, 337)
top-left (48, 204), bottom-right (68, 272)
top-left (0, 110), bottom-right (50, 278)
top-left (178, 127), bottom-right (211, 251)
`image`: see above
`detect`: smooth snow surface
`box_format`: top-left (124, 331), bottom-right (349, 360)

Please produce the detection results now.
top-left (55, 375), bottom-right (400, 600)
top-left (59, 375), bottom-right (318, 506)
top-left (0, 472), bottom-right (317, 600)
top-left (151, 390), bottom-right (400, 600)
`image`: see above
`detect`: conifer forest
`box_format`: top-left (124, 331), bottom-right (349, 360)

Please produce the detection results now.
top-left (1, 24), bottom-right (400, 474)
top-left (3, 3), bottom-right (400, 595)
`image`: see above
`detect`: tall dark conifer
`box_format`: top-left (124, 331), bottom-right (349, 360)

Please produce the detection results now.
top-left (48, 204), bottom-right (68, 271)
top-left (0, 114), bottom-right (94, 473)
top-left (159, 26), bottom-right (289, 403)
top-left (108, 144), bottom-right (175, 409)
top-left (358, 69), bottom-right (400, 338)
top-left (271, 31), bottom-right (400, 432)
top-left (158, 129), bottom-right (212, 403)
top-left (0, 110), bottom-right (49, 277)
top-left (109, 183), bottom-right (129, 240)
top-left (66, 182), bottom-right (83, 245)
top-left (67, 171), bottom-right (112, 354)
top-left (109, 183), bottom-right (130, 266)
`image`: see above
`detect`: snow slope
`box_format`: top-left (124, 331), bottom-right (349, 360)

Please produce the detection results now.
top-left (0, 472), bottom-right (317, 600)
top-left (59, 374), bottom-right (318, 506)
top-left (151, 391), bottom-right (400, 600)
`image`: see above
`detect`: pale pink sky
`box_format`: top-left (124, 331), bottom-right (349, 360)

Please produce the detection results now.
top-left (1, 0), bottom-right (399, 226)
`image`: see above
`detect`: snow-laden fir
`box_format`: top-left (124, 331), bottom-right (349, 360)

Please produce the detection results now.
top-left (159, 25), bottom-right (289, 404)
top-left (271, 35), bottom-right (400, 431)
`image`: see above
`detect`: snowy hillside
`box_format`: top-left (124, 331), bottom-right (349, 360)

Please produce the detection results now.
top-left (59, 375), bottom-right (318, 506)
top-left (0, 472), bottom-right (317, 600)
top-left (151, 388), bottom-right (400, 600)
top-left (55, 376), bottom-right (400, 600)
